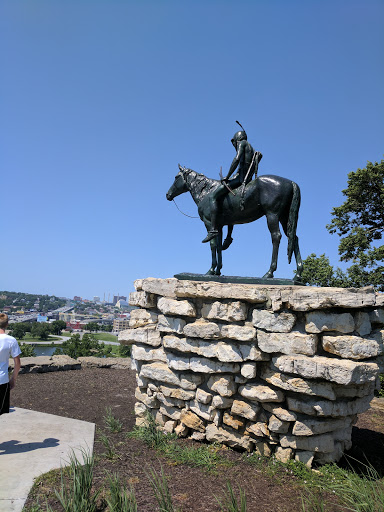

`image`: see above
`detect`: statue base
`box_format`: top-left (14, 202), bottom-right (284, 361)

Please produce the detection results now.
top-left (174, 272), bottom-right (305, 286)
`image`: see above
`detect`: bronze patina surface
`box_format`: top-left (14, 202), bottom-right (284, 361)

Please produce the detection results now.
top-left (174, 272), bottom-right (305, 286)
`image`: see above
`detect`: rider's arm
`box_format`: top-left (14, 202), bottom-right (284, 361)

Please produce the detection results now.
top-left (225, 142), bottom-right (244, 180)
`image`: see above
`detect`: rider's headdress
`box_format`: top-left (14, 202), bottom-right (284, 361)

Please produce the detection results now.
top-left (231, 120), bottom-right (247, 146)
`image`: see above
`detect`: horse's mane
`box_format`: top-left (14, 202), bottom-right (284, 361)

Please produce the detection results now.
top-left (181, 168), bottom-right (220, 202)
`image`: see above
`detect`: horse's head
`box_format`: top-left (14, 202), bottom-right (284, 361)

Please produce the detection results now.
top-left (166, 164), bottom-right (189, 201)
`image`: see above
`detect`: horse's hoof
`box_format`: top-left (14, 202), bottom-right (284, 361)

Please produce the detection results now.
top-left (263, 272), bottom-right (274, 279)
top-left (222, 237), bottom-right (233, 251)
top-left (215, 270), bottom-right (221, 276)
top-left (205, 269), bottom-right (215, 275)
top-left (293, 275), bottom-right (303, 283)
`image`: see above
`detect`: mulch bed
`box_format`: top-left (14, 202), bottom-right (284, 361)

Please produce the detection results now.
top-left (10, 368), bottom-right (384, 512)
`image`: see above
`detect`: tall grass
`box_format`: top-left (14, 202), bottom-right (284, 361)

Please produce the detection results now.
top-left (147, 467), bottom-right (181, 512)
top-left (105, 472), bottom-right (137, 512)
top-left (216, 482), bottom-right (247, 512)
top-left (103, 407), bottom-right (123, 433)
top-left (52, 449), bottom-right (99, 512)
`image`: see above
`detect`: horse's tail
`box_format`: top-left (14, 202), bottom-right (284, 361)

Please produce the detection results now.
top-left (287, 181), bottom-right (301, 264)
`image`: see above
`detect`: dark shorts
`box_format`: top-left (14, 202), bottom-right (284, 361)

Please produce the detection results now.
top-left (0, 382), bottom-right (10, 415)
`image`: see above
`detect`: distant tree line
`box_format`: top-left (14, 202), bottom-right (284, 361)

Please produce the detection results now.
top-left (9, 320), bottom-right (67, 341)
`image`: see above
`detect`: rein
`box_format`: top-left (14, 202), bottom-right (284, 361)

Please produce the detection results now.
top-left (172, 199), bottom-right (199, 219)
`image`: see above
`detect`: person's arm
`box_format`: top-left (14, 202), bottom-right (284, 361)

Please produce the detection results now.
top-left (225, 142), bottom-right (244, 180)
top-left (9, 355), bottom-right (21, 389)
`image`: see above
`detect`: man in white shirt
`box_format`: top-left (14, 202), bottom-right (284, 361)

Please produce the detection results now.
top-left (0, 313), bottom-right (21, 415)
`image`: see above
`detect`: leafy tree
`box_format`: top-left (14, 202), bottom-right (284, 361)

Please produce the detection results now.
top-left (31, 322), bottom-right (52, 340)
top-left (301, 254), bottom-right (350, 288)
top-left (19, 343), bottom-right (36, 357)
top-left (9, 323), bottom-right (26, 340)
top-left (85, 322), bottom-right (100, 332)
top-left (51, 320), bottom-right (67, 335)
top-left (117, 344), bottom-right (131, 357)
top-left (55, 333), bottom-right (112, 359)
top-left (326, 160), bottom-right (384, 290)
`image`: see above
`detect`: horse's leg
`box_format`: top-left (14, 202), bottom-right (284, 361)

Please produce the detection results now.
top-left (206, 234), bottom-right (218, 275)
top-left (281, 217), bottom-right (303, 282)
top-left (215, 229), bottom-right (223, 275)
top-left (263, 213), bottom-right (282, 279)
top-left (292, 236), bottom-right (303, 282)
top-left (222, 225), bottom-right (233, 251)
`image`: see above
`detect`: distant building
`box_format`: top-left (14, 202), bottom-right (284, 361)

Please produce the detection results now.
top-left (73, 296), bottom-right (81, 302)
top-left (93, 296), bottom-right (100, 303)
top-left (116, 299), bottom-right (129, 309)
top-left (113, 295), bottom-right (127, 305)
top-left (113, 318), bottom-right (130, 332)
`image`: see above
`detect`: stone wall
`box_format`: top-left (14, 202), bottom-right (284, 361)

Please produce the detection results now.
top-left (120, 277), bottom-right (384, 467)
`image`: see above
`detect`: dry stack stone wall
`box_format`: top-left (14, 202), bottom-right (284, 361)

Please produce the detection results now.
top-left (119, 277), bottom-right (384, 467)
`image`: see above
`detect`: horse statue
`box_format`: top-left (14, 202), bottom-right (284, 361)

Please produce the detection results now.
top-left (166, 164), bottom-right (303, 281)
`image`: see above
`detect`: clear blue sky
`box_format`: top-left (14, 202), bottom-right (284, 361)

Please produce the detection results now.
top-left (1, 1), bottom-right (383, 300)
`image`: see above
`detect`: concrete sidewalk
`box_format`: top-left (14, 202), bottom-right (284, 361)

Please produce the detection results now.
top-left (0, 408), bottom-right (95, 512)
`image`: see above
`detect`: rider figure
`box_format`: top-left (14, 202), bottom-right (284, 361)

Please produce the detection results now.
top-left (202, 128), bottom-right (262, 243)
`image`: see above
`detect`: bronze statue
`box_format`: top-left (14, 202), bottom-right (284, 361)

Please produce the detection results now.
top-left (166, 125), bottom-right (303, 281)
top-left (202, 121), bottom-right (262, 243)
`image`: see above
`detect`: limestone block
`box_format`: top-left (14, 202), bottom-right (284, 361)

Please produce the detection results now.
top-left (354, 312), bottom-right (372, 336)
top-left (190, 431), bottom-right (206, 441)
top-left (167, 354), bottom-right (190, 371)
top-left (334, 382), bottom-right (374, 398)
top-left (220, 324), bottom-right (256, 342)
top-left (175, 423), bottom-right (189, 437)
top-left (212, 409), bottom-right (223, 426)
top-left (134, 279), bottom-right (143, 291)
top-left (261, 404), bottom-right (297, 422)
top-left (156, 393), bottom-right (185, 409)
top-left (205, 424), bottom-right (254, 451)
top-left (252, 309), bottom-right (296, 332)
top-left (260, 366), bottom-right (336, 400)
top-left (180, 409), bottom-right (205, 432)
top-left (132, 345), bottom-right (167, 363)
top-left (159, 404), bottom-right (182, 420)
top-left (305, 311), bottom-right (354, 334)
top-left (141, 277), bottom-right (178, 298)
top-left (119, 326), bottom-right (161, 347)
top-left (129, 309), bottom-right (158, 328)
top-left (245, 422), bottom-right (269, 437)
top-left (314, 442), bottom-right (344, 464)
top-left (322, 332), bottom-right (383, 360)
top-left (216, 342), bottom-right (245, 362)
top-left (157, 297), bottom-right (196, 317)
top-left (201, 301), bottom-right (247, 322)
top-left (292, 417), bottom-right (351, 436)
top-left (279, 286), bottom-right (376, 311)
top-left (140, 362), bottom-right (181, 387)
top-left (131, 358), bottom-right (139, 372)
top-left (189, 357), bottom-right (240, 374)
top-left (148, 383), bottom-right (158, 393)
top-left (207, 375), bottom-right (237, 397)
top-left (238, 343), bottom-right (271, 362)
top-left (257, 330), bottom-right (318, 356)
top-left (295, 451), bottom-right (314, 467)
top-left (196, 389), bottom-right (213, 404)
top-left (174, 279), bottom-right (270, 304)
top-left (157, 315), bottom-right (186, 334)
top-left (136, 417), bottom-right (149, 427)
top-left (129, 291), bottom-right (156, 308)
top-left (136, 375), bottom-right (149, 388)
top-left (189, 400), bottom-right (213, 421)
top-left (239, 383), bottom-right (284, 403)
top-left (163, 420), bottom-right (177, 433)
top-left (273, 354), bottom-right (380, 385)
top-left (159, 385), bottom-right (195, 401)
top-left (287, 395), bottom-right (371, 417)
top-left (241, 363), bottom-right (257, 379)
top-left (254, 442), bottom-right (272, 457)
top-left (370, 308), bottom-right (384, 325)
top-left (135, 388), bottom-right (160, 409)
top-left (280, 433), bottom-right (334, 453)
top-left (134, 402), bottom-right (147, 417)
top-left (268, 415), bottom-right (290, 434)
top-left (231, 400), bottom-right (260, 421)
top-left (275, 447), bottom-right (294, 463)
top-left (223, 412), bottom-right (245, 430)
top-left (183, 320), bottom-right (221, 339)
top-left (179, 373), bottom-right (204, 390)
top-left (212, 395), bottom-right (234, 409)
top-left (163, 335), bottom-right (241, 362)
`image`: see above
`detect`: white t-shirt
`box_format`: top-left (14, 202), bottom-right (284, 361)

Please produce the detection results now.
top-left (0, 334), bottom-right (21, 385)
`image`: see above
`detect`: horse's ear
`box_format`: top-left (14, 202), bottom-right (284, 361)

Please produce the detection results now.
top-left (178, 163), bottom-right (185, 171)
